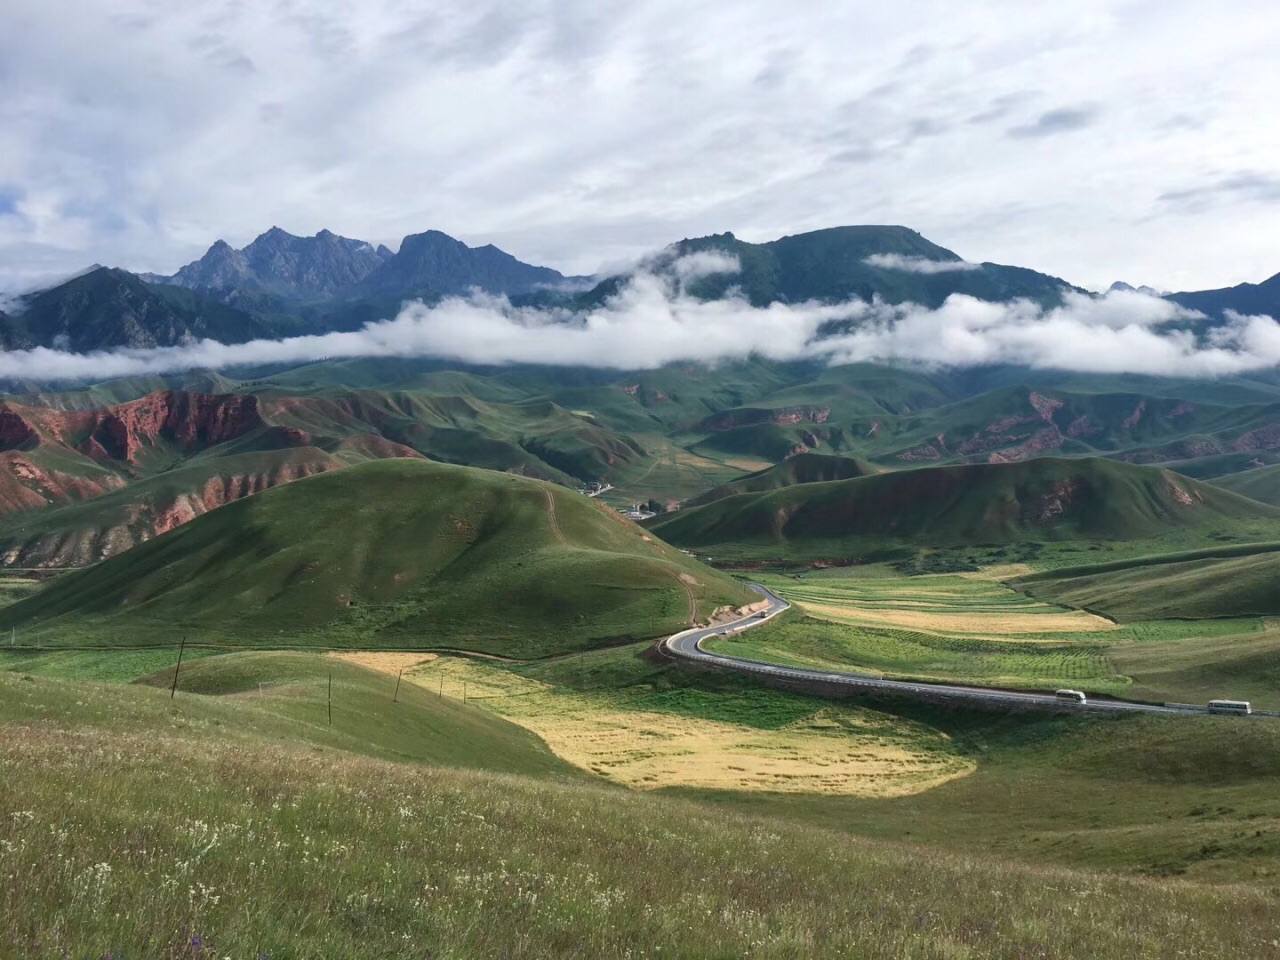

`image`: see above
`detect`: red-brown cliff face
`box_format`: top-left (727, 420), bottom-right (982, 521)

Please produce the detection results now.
top-left (0, 452), bottom-right (127, 516)
top-left (0, 407), bottom-right (40, 451)
top-left (79, 391), bottom-right (265, 464)
top-left (0, 391), bottom-right (269, 466)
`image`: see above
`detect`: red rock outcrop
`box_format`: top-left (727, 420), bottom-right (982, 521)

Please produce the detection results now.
top-left (701, 406), bottom-right (831, 432)
top-left (0, 452), bottom-right (126, 515)
top-left (1025, 478), bottom-right (1081, 523)
top-left (0, 407), bottom-right (40, 451)
top-left (78, 391), bottom-right (265, 464)
top-left (987, 427), bottom-right (1067, 463)
top-left (1123, 400), bottom-right (1146, 430)
top-left (1231, 424), bottom-right (1280, 452)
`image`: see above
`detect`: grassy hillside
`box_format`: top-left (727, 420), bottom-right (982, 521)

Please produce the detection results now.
top-left (7, 358), bottom-right (1280, 544)
top-left (684, 452), bottom-right (878, 507)
top-left (1211, 462), bottom-right (1280, 505)
top-left (4, 657), bottom-right (1280, 956)
top-left (649, 456), bottom-right (1280, 560)
top-left (1015, 547), bottom-right (1280, 620)
top-left (0, 459), bottom-right (754, 653)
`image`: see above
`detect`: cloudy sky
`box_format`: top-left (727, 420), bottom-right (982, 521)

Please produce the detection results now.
top-left (3, 0), bottom-right (1279, 294)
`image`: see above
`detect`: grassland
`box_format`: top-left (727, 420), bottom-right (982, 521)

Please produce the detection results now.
top-left (4, 653), bottom-right (1280, 956)
top-left (704, 569), bottom-right (1273, 706)
top-left (1207, 462), bottom-right (1280, 505)
top-left (0, 459), bottom-right (754, 655)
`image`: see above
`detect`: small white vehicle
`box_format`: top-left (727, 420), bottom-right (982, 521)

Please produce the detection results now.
top-left (1055, 689), bottom-right (1087, 704)
top-left (1207, 699), bottom-right (1251, 715)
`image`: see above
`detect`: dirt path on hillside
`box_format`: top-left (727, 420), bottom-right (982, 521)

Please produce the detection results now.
top-left (544, 488), bottom-right (567, 545)
top-left (668, 571), bottom-right (698, 624)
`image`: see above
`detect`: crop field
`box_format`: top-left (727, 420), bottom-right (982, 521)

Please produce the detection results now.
top-left (706, 569), bottom-right (1270, 703)
top-left (335, 649), bottom-right (975, 797)
top-left (756, 570), bottom-right (1121, 637)
top-left (0, 576), bottom-right (43, 606)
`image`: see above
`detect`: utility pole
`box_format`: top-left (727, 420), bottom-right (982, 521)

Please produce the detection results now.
top-left (327, 670), bottom-right (333, 725)
top-left (170, 636), bottom-right (186, 699)
top-left (393, 669), bottom-right (403, 704)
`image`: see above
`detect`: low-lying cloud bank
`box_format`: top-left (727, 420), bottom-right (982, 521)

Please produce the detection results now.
top-left (862, 253), bottom-right (982, 274)
top-left (1, 256), bottom-right (1278, 382)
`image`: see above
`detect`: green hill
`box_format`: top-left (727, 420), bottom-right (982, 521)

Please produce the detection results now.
top-left (1014, 545), bottom-right (1280, 620)
top-left (648, 457), bottom-right (1280, 559)
top-left (684, 452), bottom-right (878, 507)
top-left (0, 459), bottom-right (753, 654)
top-left (1210, 463), bottom-right (1280, 506)
top-left (575, 226), bottom-right (1078, 309)
top-left (131, 651), bottom-right (580, 775)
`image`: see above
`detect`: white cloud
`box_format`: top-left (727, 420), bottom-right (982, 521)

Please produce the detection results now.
top-left (1, 262), bottom-right (1278, 382)
top-left (670, 250), bottom-right (741, 280)
top-left (863, 253), bottom-right (982, 274)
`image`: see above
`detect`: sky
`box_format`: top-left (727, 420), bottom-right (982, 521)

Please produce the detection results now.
top-left (2, 0), bottom-right (1280, 295)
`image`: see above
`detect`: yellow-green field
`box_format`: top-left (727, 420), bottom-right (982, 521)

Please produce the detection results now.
top-left (773, 566), bottom-right (1119, 636)
top-left (333, 650), bottom-right (974, 796)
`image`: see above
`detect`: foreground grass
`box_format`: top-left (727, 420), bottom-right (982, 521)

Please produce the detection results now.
top-left (4, 686), bottom-right (1280, 958)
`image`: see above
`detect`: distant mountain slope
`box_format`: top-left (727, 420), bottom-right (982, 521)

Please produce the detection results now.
top-left (7, 267), bottom-right (274, 350)
top-left (684, 452), bottom-right (878, 507)
top-left (689, 383), bottom-right (1280, 472)
top-left (163, 226), bottom-right (568, 304)
top-left (0, 459), bottom-right (755, 654)
top-left (1168, 271), bottom-right (1280, 321)
top-left (648, 457), bottom-right (1280, 557)
top-left (1209, 463), bottom-right (1280, 506)
top-left (578, 225), bottom-right (1079, 309)
top-left (1015, 546), bottom-right (1280, 620)
top-left (360, 230), bottom-right (567, 298)
top-left (170, 227), bottom-right (391, 300)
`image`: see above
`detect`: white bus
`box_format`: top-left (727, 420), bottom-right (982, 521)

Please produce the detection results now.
top-left (1055, 689), bottom-right (1087, 704)
top-left (1207, 699), bottom-right (1251, 715)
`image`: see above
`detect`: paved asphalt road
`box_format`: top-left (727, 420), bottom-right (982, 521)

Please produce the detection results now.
top-left (663, 583), bottom-right (1231, 717)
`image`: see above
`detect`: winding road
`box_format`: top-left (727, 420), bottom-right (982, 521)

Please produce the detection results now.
top-left (663, 584), bottom-right (1259, 717)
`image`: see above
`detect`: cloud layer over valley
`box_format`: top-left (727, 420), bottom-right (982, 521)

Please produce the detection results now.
top-left (2, 256), bottom-right (1278, 383)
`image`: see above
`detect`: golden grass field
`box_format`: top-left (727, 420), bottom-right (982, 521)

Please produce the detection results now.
top-left (773, 570), bottom-right (1120, 638)
top-left (334, 652), bottom-right (974, 796)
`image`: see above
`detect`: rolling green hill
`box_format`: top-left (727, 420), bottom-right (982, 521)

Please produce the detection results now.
top-left (685, 453), bottom-right (879, 507)
top-left (0, 459), bottom-right (753, 653)
top-left (5, 354), bottom-right (1280, 564)
top-left (574, 226), bottom-right (1079, 309)
top-left (1014, 546), bottom-right (1280, 620)
top-left (648, 457), bottom-right (1280, 559)
top-left (1209, 462), bottom-right (1280, 506)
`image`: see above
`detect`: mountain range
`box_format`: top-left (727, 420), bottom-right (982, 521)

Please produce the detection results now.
top-left (4, 223), bottom-right (1280, 357)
